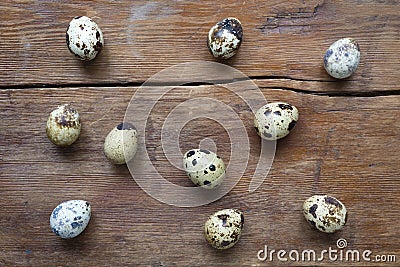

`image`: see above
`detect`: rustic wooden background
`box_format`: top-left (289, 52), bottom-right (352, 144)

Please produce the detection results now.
top-left (1, 0), bottom-right (399, 266)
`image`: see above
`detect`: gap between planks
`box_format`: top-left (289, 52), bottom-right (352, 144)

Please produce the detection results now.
top-left (1, 77), bottom-right (400, 98)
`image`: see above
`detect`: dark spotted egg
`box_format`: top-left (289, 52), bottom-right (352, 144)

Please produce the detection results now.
top-left (183, 149), bottom-right (226, 189)
top-left (254, 102), bottom-right (299, 141)
top-left (46, 104), bottom-right (81, 146)
top-left (66, 16), bottom-right (104, 61)
top-left (303, 195), bottom-right (347, 233)
top-left (207, 17), bottom-right (243, 59)
top-left (50, 200), bottom-right (91, 239)
top-left (204, 209), bottom-right (244, 250)
top-left (104, 122), bottom-right (138, 165)
top-left (324, 38), bottom-right (360, 79)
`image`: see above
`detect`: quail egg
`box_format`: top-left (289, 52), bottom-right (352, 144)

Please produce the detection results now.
top-left (104, 122), bottom-right (138, 165)
top-left (50, 200), bottom-right (91, 239)
top-left (66, 16), bottom-right (104, 61)
top-left (183, 149), bottom-right (226, 189)
top-left (254, 102), bottom-right (299, 141)
top-left (324, 38), bottom-right (360, 79)
top-left (303, 195), bottom-right (347, 233)
top-left (207, 17), bottom-right (243, 59)
top-left (204, 209), bottom-right (244, 250)
top-left (46, 104), bottom-right (81, 146)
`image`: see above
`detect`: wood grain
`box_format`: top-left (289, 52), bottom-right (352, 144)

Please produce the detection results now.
top-left (0, 0), bottom-right (399, 92)
top-left (0, 86), bottom-right (399, 266)
top-left (1, 0), bottom-right (399, 266)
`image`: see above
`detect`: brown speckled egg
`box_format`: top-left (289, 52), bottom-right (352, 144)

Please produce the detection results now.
top-left (46, 104), bottom-right (81, 146)
top-left (66, 16), bottom-right (104, 61)
top-left (207, 18), bottom-right (243, 59)
top-left (254, 102), bottom-right (299, 141)
top-left (104, 122), bottom-right (138, 165)
top-left (183, 149), bottom-right (226, 189)
top-left (204, 209), bottom-right (244, 249)
top-left (303, 195), bottom-right (347, 233)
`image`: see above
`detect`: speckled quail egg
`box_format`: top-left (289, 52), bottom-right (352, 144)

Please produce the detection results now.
top-left (183, 149), bottom-right (226, 189)
top-left (207, 17), bottom-right (243, 59)
top-left (104, 122), bottom-right (138, 165)
top-left (254, 102), bottom-right (299, 141)
top-left (50, 200), bottom-right (91, 239)
top-left (303, 195), bottom-right (347, 233)
top-left (46, 104), bottom-right (81, 146)
top-left (205, 209), bottom-right (244, 250)
top-left (324, 38), bottom-right (360, 79)
top-left (66, 16), bottom-right (104, 61)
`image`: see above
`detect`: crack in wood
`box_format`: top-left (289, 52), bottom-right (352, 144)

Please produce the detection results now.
top-left (257, 0), bottom-right (325, 34)
top-left (258, 86), bottom-right (400, 98)
top-left (1, 76), bottom-right (399, 98)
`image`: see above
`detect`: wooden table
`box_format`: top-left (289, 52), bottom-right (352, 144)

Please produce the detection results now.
top-left (1, 0), bottom-right (399, 266)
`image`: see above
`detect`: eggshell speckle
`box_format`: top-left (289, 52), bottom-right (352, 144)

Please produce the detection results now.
top-left (204, 209), bottom-right (244, 249)
top-left (324, 38), bottom-right (360, 79)
top-left (254, 102), bottom-right (299, 140)
top-left (207, 18), bottom-right (243, 59)
top-left (183, 149), bottom-right (226, 189)
top-left (303, 195), bottom-right (347, 233)
top-left (66, 16), bottom-right (104, 61)
top-left (50, 200), bottom-right (91, 239)
top-left (104, 122), bottom-right (138, 165)
top-left (46, 104), bottom-right (81, 146)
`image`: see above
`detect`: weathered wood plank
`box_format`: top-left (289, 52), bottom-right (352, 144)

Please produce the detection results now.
top-left (0, 0), bottom-right (399, 92)
top-left (0, 86), bottom-right (399, 266)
